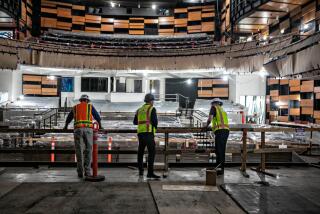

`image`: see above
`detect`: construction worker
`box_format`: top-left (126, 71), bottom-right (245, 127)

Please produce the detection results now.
top-left (205, 98), bottom-right (229, 175)
top-left (64, 94), bottom-right (102, 178)
top-left (133, 93), bottom-right (160, 179)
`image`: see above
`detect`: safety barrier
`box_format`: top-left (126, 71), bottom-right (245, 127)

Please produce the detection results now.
top-left (0, 125), bottom-right (319, 177)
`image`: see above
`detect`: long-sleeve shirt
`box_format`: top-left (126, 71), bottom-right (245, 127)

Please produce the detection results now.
top-left (206, 105), bottom-right (217, 127)
top-left (65, 105), bottom-right (101, 128)
top-left (133, 107), bottom-right (158, 129)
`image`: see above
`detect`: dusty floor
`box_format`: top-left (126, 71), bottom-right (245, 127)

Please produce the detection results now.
top-left (0, 166), bottom-right (319, 213)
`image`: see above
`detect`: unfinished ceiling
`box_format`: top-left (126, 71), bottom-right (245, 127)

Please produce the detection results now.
top-left (235, 0), bottom-right (311, 33)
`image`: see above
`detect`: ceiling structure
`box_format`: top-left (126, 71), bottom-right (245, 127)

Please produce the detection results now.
top-left (0, 11), bottom-right (15, 29)
top-left (65, 0), bottom-right (215, 8)
top-left (235, 0), bottom-right (312, 33)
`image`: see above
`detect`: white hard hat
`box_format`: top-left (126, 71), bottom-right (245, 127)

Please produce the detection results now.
top-left (79, 94), bottom-right (90, 102)
top-left (211, 98), bottom-right (223, 105)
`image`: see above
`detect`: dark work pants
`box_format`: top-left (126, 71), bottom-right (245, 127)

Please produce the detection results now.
top-left (214, 129), bottom-right (229, 171)
top-left (137, 133), bottom-right (156, 174)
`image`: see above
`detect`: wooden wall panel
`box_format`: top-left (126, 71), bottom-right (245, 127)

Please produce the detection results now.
top-left (212, 88), bottom-right (228, 97)
top-left (289, 79), bottom-right (300, 87)
top-left (289, 108), bottom-right (300, 116)
top-left (268, 79), bottom-right (279, 85)
top-left (198, 79), bottom-right (212, 87)
top-left (314, 111), bottom-right (320, 119)
top-left (188, 11), bottom-right (201, 21)
top-left (301, 107), bottom-right (313, 115)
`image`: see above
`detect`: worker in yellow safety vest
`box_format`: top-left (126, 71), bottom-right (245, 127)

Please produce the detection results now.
top-left (205, 98), bottom-right (229, 175)
top-left (133, 93), bottom-right (160, 179)
top-left (64, 94), bottom-right (102, 178)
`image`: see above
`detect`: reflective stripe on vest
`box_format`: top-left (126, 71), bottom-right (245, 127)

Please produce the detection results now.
top-left (137, 104), bottom-right (156, 133)
top-left (212, 106), bottom-right (229, 132)
top-left (74, 102), bottom-right (93, 128)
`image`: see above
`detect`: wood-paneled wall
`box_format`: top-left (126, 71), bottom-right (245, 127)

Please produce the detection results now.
top-left (23, 74), bottom-right (58, 96)
top-left (41, 0), bottom-right (215, 36)
top-left (198, 78), bottom-right (229, 99)
top-left (20, 0), bottom-right (33, 39)
top-left (266, 77), bottom-right (320, 124)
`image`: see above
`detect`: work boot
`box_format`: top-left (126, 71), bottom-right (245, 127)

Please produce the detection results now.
top-left (84, 171), bottom-right (91, 177)
top-left (147, 173), bottom-right (161, 179)
top-left (139, 170), bottom-right (144, 176)
top-left (78, 172), bottom-right (83, 178)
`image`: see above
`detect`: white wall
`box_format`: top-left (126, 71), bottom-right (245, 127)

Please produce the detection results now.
top-left (229, 74), bottom-right (266, 103)
top-left (0, 70), bottom-right (22, 102)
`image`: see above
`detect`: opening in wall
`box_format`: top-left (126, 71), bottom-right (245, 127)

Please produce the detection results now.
top-left (81, 77), bottom-right (108, 92)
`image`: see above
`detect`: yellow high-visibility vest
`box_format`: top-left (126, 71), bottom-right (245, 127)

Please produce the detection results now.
top-left (137, 104), bottom-right (156, 134)
top-left (211, 106), bottom-right (229, 132)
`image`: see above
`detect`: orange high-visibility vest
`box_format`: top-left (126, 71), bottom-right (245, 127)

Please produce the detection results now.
top-left (73, 102), bottom-right (93, 128)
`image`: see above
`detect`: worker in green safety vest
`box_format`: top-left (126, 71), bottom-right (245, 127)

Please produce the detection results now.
top-left (205, 98), bottom-right (230, 175)
top-left (133, 93), bottom-right (160, 179)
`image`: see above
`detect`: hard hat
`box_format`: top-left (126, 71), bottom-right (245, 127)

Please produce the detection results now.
top-left (79, 94), bottom-right (90, 102)
top-left (144, 93), bottom-right (155, 102)
top-left (211, 98), bottom-right (223, 105)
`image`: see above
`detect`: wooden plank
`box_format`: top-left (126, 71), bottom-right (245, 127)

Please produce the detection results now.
top-left (278, 116), bottom-right (289, 122)
top-left (23, 88), bottom-right (42, 95)
top-left (270, 90), bottom-right (279, 96)
top-left (301, 107), bottom-right (313, 115)
top-left (72, 16), bottom-right (85, 24)
top-left (188, 11), bottom-right (201, 21)
top-left (41, 17), bottom-right (57, 28)
top-left (23, 84), bottom-right (41, 89)
top-left (289, 108), bottom-right (300, 116)
top-left (23, 75), bottom-right (42, 82)
top-left (101, 25), bottom-right (114, 32)
top-left (202, 12), bottom-right (214, 18)
top-left (41, 8), bottom-right (57, 14)
top-left (271, 96), bottom-right (279, 101)
top-left (289, 94), bottom-right (300, 100)
top-left (314, 111), bottom-right (320, 119)
top-left (129, 30), bottom-right (144, 35)
top-left (290, 86), bottom-right (300, 92)
top-left (212, 79), bottom-right (228, 85)
top-left (198, 79), bottom-right (212, 87)
top-left (314, 86), bottom-right (320, 93)
top-left (41, 77), bottom-right (57, 85)
top-left (300, 84), bottom-right (314, 92)
top-left (101, 18), bottom-right (114, 23)
top-left (174, 8), bottom-right (188, 13)
top-left (268, 78), bottom-right (279, 85)
top-left (85, 27), bottom-right (101, 32)
top-left (279, 95), bottom-right (289, 102)
top-left (144, 19), bottom-right (158, 24)
top-left (85, 15), bottom-right (101, 24)
top-left (289, 79), bottom-right (300, 87)
top-left (174, 19), bottom-right (187, 26)
top-left (201, 22), bottom-right (214, 32)
top-left (57, 8), bottom-right (71, 18)
top-left (300, 99), bottom-right (313, 107)
top-left (158, 17), bottom-right (174, 25)
top-left (188, 25), bottom-right (202, 32)
top-left (72, 5), bottom-right (85, 10)
top-left (212, 88), bottom-right (228, 97)
top-left (316, 93), bottom-right (320, 99)
top-left (280, 79), bottom-right (289, 85)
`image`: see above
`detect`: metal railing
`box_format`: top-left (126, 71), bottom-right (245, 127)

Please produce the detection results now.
top-left (1, 125), bottom-right (318, 176)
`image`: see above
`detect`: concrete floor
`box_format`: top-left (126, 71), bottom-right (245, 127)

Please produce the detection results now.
top-left (0, 166), bottom-right (319, 213)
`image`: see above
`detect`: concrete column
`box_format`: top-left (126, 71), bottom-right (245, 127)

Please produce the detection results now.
top-left (107, 77), bottom-right (111, 93)
top-left (113, 77), bottom-right (117, 92)
top-left (74, 76), bottom-right (81, 99)
top-left (142, 77), bottom-right (149, 94)
top-left (159, 78), bottom-right (166, 101)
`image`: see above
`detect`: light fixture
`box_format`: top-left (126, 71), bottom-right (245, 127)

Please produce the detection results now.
top-left (247, 36), bottom-right (252, 42)
top-left (110, 2), bottom-right (115, 7)
top-left (151, 89), bottom-right (156, 93)
top-left (19, 95), bottom-right (24, 100)
top-left (222, 76), bottom-right (228, 81)
top-left (280, 29), bottom-right (285, 34)
top-left (263, 35), bottom-right (268, 41)
top-left (47, 75), bottom-right (56, 80)
top-left (186, 79), bottom-right (192, 85)
top-left (138, 4), bottom-right (141, 8)
top-left (303, 23), bottom-right (309, 30)
top-left (152, 4), bottom-right (156, 10)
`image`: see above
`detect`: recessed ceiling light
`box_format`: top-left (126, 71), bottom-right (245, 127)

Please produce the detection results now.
top-left (152, 4), bottom-right (156, 10)
top-left (110, 2), bottom-right (115, 7)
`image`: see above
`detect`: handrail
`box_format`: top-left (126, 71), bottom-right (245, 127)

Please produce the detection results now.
top-left (1, 126), bottom-right (319, 133)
